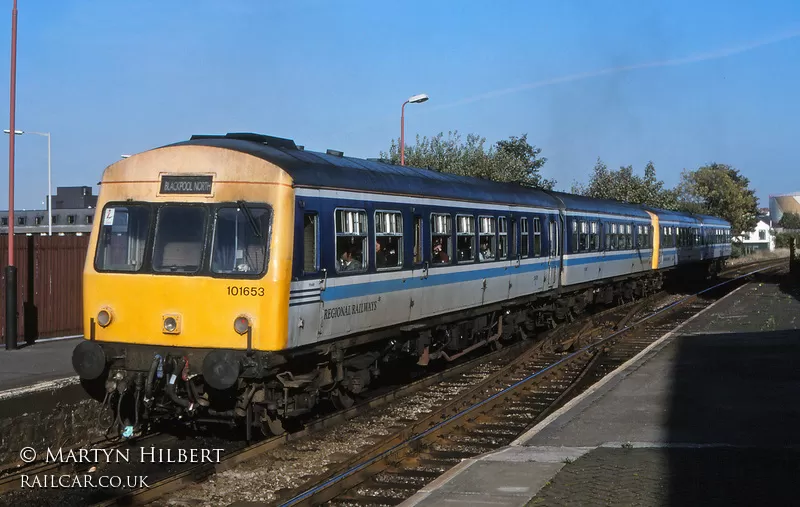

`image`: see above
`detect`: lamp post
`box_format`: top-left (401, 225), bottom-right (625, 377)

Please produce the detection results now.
top-left (5, 0), bottom-right (18, 350)
top-left (400, 93), bottom-right (429, 166)
top-left (4, 130), bottom-right (50, 236)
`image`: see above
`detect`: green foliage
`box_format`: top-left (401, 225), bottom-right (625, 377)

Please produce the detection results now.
top-left (779, 212), bottom-right (800, 230)
top-left (380, 131), bottom-right (555, 189)
top-left (677, 163), bottom-right (759, 235)
top-left (775, 232), bottom-right (800, 249)
top-left (570, 158), bottom-right (680, 209)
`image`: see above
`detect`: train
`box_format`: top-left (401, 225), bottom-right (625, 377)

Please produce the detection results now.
top-left (71, 132), bottom-right (732, 437)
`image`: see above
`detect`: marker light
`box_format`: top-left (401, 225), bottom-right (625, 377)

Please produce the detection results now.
top-left (234, 316), bottom-right (250, 335)
top-left (164, 317), bottom-right (177, 333)
top-left (97, 309), bottom-right (112, 327)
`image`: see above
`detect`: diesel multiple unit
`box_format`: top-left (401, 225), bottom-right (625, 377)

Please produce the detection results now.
top-left (72, 133), bottom-right (732, 436)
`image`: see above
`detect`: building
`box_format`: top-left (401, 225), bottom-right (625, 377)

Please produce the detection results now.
top-left (769, 192), bottom-right (800, 226)
top-left (51, 185), bottom-right (97, 209)
top-left (736, 218), bottom-right (774, 253)
top-left (0, 186), bottom-right (96, 235)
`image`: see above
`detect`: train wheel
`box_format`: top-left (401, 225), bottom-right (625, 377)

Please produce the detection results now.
top-left (331, 388), bottom-right (355, 410)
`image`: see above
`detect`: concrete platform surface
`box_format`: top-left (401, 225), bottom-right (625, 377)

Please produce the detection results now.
top-left (403, 272), bottom-right (800, 506)
top-left (0, 337), bottom-right (80, 393)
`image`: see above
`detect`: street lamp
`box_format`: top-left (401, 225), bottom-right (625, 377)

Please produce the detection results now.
top-left (4, 129), bottom-right (51, 236)
top-left (400, 93), bottom-right (429, 166)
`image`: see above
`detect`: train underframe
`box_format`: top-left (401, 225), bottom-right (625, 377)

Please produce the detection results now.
top-left (75, 259), bottom-right (724, 438)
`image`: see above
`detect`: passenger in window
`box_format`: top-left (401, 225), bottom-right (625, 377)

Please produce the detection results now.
top-left (432, 237), bottom-right (449, 264)
top-left (479, 240), bottom-right (493, 261)
top-left (376, 239), bottom-right (388, 269)
top-left (340, 247), bottom-right (359, 272)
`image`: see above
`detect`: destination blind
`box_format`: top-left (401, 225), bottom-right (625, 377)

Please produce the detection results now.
top-left (159, 175), bottom-right (213, 195)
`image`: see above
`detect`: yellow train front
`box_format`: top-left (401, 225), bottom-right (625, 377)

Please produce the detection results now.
top-left (72, 134), bottom-right (295, 436)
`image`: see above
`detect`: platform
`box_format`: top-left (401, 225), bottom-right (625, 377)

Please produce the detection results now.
top-left (403, 271), bottom-right (800, 506)
top-left (0, 337), bottom-right (80, 394)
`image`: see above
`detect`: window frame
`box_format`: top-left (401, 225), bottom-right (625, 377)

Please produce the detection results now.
top-left (208, 203), bottom-right (272, 277)
top-left (478, 215), bottom-right (497, 262)
top-left (520, 217), bottom-right (529, 258)
top-left (590, 221), bottom-right (599, 251)
top-left (334, 207), bottom-right (369, 275)
top-left (430, 212), bottom-right (453, 266)
top-left (455, 214), bottom-right (476, 263)
top-left (533, 217), bottom-right (542, 256)
top-left (93, 201), bottom-right (154, 275)
top-left (498, 216), bottom-right (509, 259)
top-left (302, 212), bottom-right (319, 275)
top-left (413, 215), bottom-right (424, 265)
top-left (374, 209), bottom-right (404, 271)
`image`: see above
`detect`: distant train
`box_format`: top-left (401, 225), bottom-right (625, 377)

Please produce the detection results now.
top-left (71, 132), bottom-right (731, 436)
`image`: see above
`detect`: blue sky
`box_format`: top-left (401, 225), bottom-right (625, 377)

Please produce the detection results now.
top-left (0, 0), bottom-right (797, 210)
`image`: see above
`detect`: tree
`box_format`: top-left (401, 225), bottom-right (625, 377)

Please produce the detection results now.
top-left (380, 131), bottom-right (555, 189)
top-left (571, 158), bottom-right (680, 209)
top-left (677, 163), bottom-right (759, 235)
top-left (778, 212), bottom-right (800, 230)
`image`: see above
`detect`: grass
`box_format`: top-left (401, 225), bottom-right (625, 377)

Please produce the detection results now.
top-left (726, 248), bottom-right (790, 267)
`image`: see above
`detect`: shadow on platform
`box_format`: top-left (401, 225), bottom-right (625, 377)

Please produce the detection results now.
top-left (664, 327), bottom-right (800, 505)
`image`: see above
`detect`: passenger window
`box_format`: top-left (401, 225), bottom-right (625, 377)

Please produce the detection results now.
top-left (637, 225), bottom-right (643, 249)
top-left (572, 220), bottom-right (579, 253)
top-left (626, 224), bottom-right (633, 249)
top-left (375, 210), bottom-right (403, 270)
top-left (511, 220), bottom-right (518, 257)
top-left (456, 215), bottom-right (475, 262)
top-left (431, 213), bottom-right (452, 264)
top-left (478, 216), bottom-right (496, 261)
top-left (413, 216), bottom-right (423, 264)
top-left (498, 217), bottom-right (508, 259)
top-left (590, 222), bottom-right (598, 251)
top-left (611, 224), bottom-right (619, 250)
top-left (579, 221), bottom-right (588, 252)
top-left (335, 209), bottom-right (367, 274)
top-left (303, 213), bottom-right (318, 273)
top-left (520, 218), bottom-right (529, 258)
top-left (533, 218), bottom-right (542, 256)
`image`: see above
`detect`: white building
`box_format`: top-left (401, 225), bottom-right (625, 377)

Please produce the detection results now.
top-left (736, 219), bottom-right (774, 253)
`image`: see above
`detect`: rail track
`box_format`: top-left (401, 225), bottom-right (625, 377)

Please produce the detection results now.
top-left (0, 258), bottom-right (784, 507)
top-left (268, 260), bottom-right (783, 507)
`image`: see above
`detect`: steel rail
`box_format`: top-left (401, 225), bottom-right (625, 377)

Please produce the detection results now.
top-left (276, 262), bottom-right (781, 507)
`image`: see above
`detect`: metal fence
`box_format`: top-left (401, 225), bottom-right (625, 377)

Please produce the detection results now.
top-left (0, 234), bottom-right (90, 344)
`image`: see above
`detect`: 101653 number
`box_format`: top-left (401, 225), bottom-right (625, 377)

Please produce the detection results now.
top-left (227, 286), bottom-right (265, 297)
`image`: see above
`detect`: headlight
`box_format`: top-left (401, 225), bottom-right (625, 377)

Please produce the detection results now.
top-left (164, 317), bottom-right (177, 332)
top-left (97, 309), bottom-right (112, 327)
top-left (162, 314), bottom-right (181, 334)
top-left (234, 316), bottom-right (250, 335)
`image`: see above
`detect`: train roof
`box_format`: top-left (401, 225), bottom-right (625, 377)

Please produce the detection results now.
top-left (644, 207), bottom-right (702, 225)
top-left (158, 133), bottom-right (731, 227)
top-left (163, 134), bottom-right (563, 210)
top-left (694, 214), bottom-right (731, 227)
top-left (547, 191), bottom-right (652, 219)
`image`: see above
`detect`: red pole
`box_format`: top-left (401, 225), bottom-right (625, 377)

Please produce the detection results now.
top-left (8, 0), bottom-right (16, 259)
top-left (5, 0), bottom-right (17, 350)
top-left (400, 100), bottom-right (408, 166)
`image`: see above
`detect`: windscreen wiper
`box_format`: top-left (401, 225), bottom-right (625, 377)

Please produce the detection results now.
top-left (237, 200), bottom-right (262, 238)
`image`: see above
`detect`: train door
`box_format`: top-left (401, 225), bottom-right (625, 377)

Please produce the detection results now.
top-left (288, 201), bottom-right (326, 348)
top-left (508, 217), bottom-right (522, 299)
top-left (545, 217), bottom-right (559, 291)
top-left (408, 213), bottom-right (427, 322)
